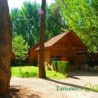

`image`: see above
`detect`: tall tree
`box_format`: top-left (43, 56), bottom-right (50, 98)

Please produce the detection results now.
top-left (46, 3), bottom-right (67, 40)
top-left (57, 0), bottom-right (98, 52)
top-left (0, 0), bottom-right (12, 97)
top-left (10, 2), bottom-right (40, 47)
top-left (10, 1), bottom-right (67, 47)
top-left (39, 0), bottom-right (46, 78)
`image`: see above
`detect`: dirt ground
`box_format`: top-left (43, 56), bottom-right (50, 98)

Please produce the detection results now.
top-left (10, 71), bottom-right (98, 98)
top-left (10, 86), bottom-right (42, 98)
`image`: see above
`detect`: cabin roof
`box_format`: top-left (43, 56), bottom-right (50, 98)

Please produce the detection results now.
top-left (44, 32), bottom-right (67, 47)
top-left (32, 30), bottom-right (87, 50)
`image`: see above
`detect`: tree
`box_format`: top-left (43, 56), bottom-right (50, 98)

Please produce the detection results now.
top-left (57, 0), bottom-right (98, 52)
top-left (0, 0), bottom-right (12, 97)
top-left (10, 1), bottom-right (67, 47)
top-left (10, 8), bottom-right (20, 36)
top-left (10, 2), bottom-right (40, 47)
top-left (46, 3), bottom-right (68, 40)
top-left (12, 35), bottom-right (29, 64)
top-left (39, 0), bottom-right (46, 78)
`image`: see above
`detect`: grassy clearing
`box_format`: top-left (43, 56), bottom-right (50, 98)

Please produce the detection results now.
top-left (11, 66), bottom-right (66, 79)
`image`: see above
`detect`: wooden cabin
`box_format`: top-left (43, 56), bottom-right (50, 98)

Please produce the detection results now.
top-left (28, 43), bottom-right (39, 65)
top-left (28, 30), bottom-right (87, 70)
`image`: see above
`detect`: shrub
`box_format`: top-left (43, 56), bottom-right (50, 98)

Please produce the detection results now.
top-left (52, 61), bottom-right (69, 74)
top-left (65, 74), bottom-right (69, 78)
top-left (58, 61), bottom-right (69, 74)
top-left (52, 61), bottom-right (58, 72)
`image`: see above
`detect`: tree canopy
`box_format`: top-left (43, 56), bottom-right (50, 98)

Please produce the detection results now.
top-left (10, 2), bottom-right (40, 47)
top-left (57, 0), bottom-right (98, 52)
top-left (10, 0), bottom-right (98, 51)
top-left (10, 1), bottom-right (66, 47)
top-left (12, 35), bottom-right (29, 60)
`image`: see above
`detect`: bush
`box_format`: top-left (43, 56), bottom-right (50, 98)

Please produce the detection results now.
top-left (65, 74), bottom-right (69, 78)
top-left (58, 61), bottom-right (69, 74)
top-left (52, 61), bottom-right (69, 74)
top-left (52, 61), bottom-right (58, 72)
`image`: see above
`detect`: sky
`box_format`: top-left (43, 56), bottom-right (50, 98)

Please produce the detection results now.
top-left (8, 0), bottom-right (55, 9)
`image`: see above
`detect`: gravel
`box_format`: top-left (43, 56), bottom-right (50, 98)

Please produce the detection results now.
top-left (10, 71), bottom-right (98, 98)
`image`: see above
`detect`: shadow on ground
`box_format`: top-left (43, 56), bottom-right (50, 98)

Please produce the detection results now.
top-left (44, 77), bottom-right (98, 92)
top-left (10, 86), bottom-right (41, 98)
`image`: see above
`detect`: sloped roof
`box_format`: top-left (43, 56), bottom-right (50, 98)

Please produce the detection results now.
top-left (34, 30), bottom-right (87, 50)
top-left (44, 32), bottom-right (67, 47)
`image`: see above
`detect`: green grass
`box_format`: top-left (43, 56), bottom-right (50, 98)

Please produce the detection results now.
top-left (11, 66), bottom-right (66, 79)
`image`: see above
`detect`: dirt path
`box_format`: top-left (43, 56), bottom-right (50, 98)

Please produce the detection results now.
top-left (10, 71), bottom-right (98, 98)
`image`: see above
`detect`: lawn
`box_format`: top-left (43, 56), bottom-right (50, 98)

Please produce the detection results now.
top-left (11, 66), bottom-right (66, 79)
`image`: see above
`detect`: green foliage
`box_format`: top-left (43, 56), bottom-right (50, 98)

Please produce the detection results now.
top-left (57, 0), bottom-right (98, 52)
top-left (46, 3), bottom-right (67, 40)
top-left (10, 2), bottom-right (40, 47)
top-left (10, 1), bottom-right (67, 47)
top-left (52, 61), bottom-right (69, 74)
top-left (52, 61), bottom-right (58, 72)
top-left (12, 35), bottom-right (29, 60)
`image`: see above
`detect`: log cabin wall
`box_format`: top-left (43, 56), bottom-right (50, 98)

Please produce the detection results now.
top-left (28, 44), bottom-right (39, 65)
top-left (49, 33), bottom-right (87, 70)
top-left (44, 48), bottom-right (50, 64)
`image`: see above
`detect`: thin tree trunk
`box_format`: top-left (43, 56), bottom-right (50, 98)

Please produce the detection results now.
top-left (39, 0), bottom-right (46, 78)
top-left (0, 0), bottom-right (12, 97)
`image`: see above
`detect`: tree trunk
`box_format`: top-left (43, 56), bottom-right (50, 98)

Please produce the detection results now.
top-left (39, 0), bottom-right (46, 78)
top-left (0, 0), bottom-right (12, 97)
